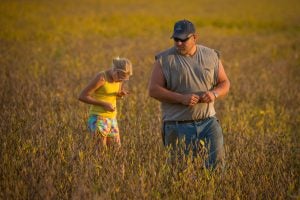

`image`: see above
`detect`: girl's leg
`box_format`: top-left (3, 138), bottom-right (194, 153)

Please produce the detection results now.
top-left (100, 135), bottom-right (108, 146)
top-left (106, 118), bottom-right (121, 147)
top-left (107, 135), bottom-right (124, 179)
top-left (91, 132), bottom-right (107, 150)
top-left (106, 135), bottom-right (121, 146)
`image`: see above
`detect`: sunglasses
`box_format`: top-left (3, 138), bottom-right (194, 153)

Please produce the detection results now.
top-left (173, 36), bottom-right (192, 43)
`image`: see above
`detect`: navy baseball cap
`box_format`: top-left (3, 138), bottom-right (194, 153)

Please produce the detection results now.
top-left (171, 19), bottom-right (196, 40)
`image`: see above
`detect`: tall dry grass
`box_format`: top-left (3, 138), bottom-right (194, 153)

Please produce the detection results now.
top-left (0, 0), bottom-right (299, 199)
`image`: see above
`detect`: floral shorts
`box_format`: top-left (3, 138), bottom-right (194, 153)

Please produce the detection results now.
top-left (87, 115), bottom-right (119, 137)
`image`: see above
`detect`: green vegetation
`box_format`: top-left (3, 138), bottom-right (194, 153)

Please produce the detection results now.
top-left (0, 0), bottom-right (299, 199)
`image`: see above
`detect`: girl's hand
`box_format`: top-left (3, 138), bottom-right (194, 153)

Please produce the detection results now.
top-left (117, 90), bottom-right (130, 98)
top-left (103, 103), bottom-right (115, 111)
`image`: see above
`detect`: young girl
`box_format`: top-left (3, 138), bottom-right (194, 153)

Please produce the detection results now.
top-left (79, 57), bottom-right (133, 147)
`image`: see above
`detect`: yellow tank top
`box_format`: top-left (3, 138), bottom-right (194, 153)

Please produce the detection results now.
top-left (89, 72), bottom-right (120, 118)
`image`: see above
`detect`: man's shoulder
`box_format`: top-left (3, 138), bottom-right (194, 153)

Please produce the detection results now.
top-left (197, 44), bottom-right (213, 52)
top-left (155, 47), bottom-right (176, 60)
top-left (197, 45), bottom-right (220, 58)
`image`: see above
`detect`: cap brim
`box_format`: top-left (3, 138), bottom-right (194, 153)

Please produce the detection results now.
top-left (170, 33), bottom-right (189, 40)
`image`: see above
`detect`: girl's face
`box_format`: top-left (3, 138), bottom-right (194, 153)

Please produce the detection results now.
top-left (113, 70), bottom-right (129, 82)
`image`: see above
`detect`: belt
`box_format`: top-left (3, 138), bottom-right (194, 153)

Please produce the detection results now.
top-left (164, 117), bottom-right (211, 125)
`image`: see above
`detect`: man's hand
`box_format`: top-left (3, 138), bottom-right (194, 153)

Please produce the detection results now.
top-left (199, 91), bottom-right (215, 103)
top-left (181, 94), bottom-right (200, 106)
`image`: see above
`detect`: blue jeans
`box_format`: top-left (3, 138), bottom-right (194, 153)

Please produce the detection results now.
top-left (163, 116), bottom-right (225, 170)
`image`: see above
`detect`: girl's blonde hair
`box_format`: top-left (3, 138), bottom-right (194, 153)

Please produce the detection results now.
top-left (112, 57), bottom-right (133, 76)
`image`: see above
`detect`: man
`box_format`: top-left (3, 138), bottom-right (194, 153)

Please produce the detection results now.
top-left (148, 19), bottom-right (230, 170)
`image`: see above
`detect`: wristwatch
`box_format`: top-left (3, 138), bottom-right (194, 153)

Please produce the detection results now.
top-left (212, 91), bottom-right (219, 99)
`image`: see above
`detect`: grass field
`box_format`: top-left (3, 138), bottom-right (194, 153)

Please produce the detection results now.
top-left (0, 0), bottom-right (299, 199)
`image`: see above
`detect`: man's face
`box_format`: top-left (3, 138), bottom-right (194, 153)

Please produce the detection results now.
top-left (173, 34), bottom-right (196, 55)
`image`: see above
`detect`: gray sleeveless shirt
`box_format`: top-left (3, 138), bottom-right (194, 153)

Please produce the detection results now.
top-left (155, 44), bottom-right (220, 121)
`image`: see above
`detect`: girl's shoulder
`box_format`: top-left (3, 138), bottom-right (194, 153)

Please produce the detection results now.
top-left (95, 71), bottom-right (107, 82)
top-left (89, 71), bottom-right (106, 88)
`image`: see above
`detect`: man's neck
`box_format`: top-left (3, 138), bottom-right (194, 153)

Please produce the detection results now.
top-left (177, 45), bottom-right (197, 57)
top-left (186, 45), bottom-right (197, 56)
